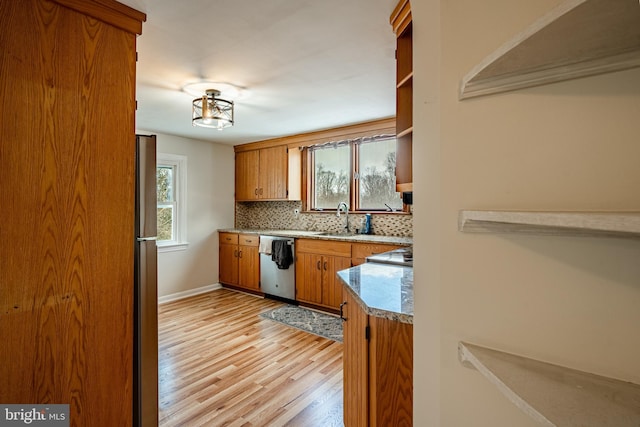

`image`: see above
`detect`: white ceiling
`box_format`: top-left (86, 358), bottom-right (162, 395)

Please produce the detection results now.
top-left (119, 0), bottom-right (398, 145)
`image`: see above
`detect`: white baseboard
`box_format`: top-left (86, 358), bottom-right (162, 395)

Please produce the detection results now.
top-left (158, 283), bottom-right (222, 304)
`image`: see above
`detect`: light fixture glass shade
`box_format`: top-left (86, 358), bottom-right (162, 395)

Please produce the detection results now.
top-left (192, 89), bottom-right (234, 130)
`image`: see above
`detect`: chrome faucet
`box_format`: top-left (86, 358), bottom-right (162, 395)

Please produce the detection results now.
top-left (336, 202), bottom-right (349, 234)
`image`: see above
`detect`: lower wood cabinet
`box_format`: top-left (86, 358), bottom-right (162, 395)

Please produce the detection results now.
top-left (351, 242), bottom-right (403, 266)
top-left (219, 232), bottom-right (260, 292)
top-left (343, 290), bottom-right (413, 427)
top-left (295, 239), bottom-right (351, 311)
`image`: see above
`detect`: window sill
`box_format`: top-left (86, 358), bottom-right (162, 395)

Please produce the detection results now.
top-left (303, 210), bottom-right (412, 215)
top-left (157, 242), bottom-right (189, 253)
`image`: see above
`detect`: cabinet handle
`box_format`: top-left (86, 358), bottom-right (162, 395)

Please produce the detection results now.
top-left (254, 188), bottom-right (258, 195)
top-left (323, 261), bottom-right (328, 271)
top-left (238, 250), bottom-right (243, 258)
top-left (246, 239), bottom-right (253, 243)
top-left (259, 188), bottom-right (263, 195)
top-left (316, 260), bottom-right (321, 270)
top-left (339, 302), bottom-right (347, 321)
top-left (234, 249), bottom-right (238, 257)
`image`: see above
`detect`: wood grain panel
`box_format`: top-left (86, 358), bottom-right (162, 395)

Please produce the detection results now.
top-left (351, 243), bottom-right (403, 259)
top-left (258, 145), bottom-right (288, 200)
top-left (239, 233), bottom-right (259, 246)
top-left (342, 291), bottom-right (369, 427)
top-left (295, 252), bottom-right (324, 304)
top-left (219, 231), bottom-right (239, 245)
top-left (235, 150), bottom-right (259, 200)
top-left (218, 242), bottom-right (238, 285)
top-left (0, 0), bottom-right (141, 425)
top-left (296, 239), bottom-right (352, 257)
top-left (369, 316), bottom-right (413, 426)
top-left (322, 256), bottom-right (351, 309)
top-left (238, 245), bottom-right (260, 291)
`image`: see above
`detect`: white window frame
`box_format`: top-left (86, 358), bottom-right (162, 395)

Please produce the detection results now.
top-left (157, 153), bottom-right (188, 252)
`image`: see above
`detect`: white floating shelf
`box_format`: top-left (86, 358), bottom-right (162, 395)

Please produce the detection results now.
top-left (459, 0), bottom-right (640, 100)
top-left (459, 342), bottom-right (640, 426)
top-left (458, 210), bottom-right (640, 238)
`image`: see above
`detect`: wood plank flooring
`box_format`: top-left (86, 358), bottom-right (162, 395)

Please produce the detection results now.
top-left (158, 288), bottom-right (344, 426)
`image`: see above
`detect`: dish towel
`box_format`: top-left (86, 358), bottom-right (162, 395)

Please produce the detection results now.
top-left (259, 236), bottom-right (274, 255)
top-left (272, 240), bottom-right (293, 269)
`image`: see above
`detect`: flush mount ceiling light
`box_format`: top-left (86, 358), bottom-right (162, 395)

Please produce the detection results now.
top-left (192, 89), bottom-right (234, 130)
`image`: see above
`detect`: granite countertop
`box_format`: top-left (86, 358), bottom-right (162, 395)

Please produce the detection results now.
top-left (337, 263), bottom-right (413, 324)
top-left (218, 228), bottom-right (412, 246)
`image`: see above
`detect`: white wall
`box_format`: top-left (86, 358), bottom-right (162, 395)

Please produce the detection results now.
top-left (137, 131), bottom-right (235, 298)
top-left (412, 1), bottom-right (640, 425)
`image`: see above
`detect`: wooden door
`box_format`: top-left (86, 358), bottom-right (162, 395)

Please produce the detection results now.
top-left (322, 256), bottom-right (351, 309)
top-left (219, 243), bottom-right (239, 285)
top-left (235, 150), bottom-right (259, 200)
top-left (258, 145), bottom-right (288, 199)
top-left (0, 0), bottom-right (144, 424)
top-left (342, 291), bottom-right (369, 427)
top-left (238, 245), bottom-right (260, 291)
top-left (295, 252), bottom-right (323, 304)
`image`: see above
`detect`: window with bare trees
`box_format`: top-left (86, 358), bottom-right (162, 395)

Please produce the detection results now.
top-left (308, 136), bottom-right (402, 212)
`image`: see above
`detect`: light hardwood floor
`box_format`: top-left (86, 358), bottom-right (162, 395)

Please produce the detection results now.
top-left (158, 288), bottom-right (344, 426)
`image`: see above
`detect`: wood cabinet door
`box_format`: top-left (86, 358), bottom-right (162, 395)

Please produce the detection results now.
top-left (238, 245), bottom-right (260, 291)
top-left (235, 150), bottom-right (260, 201)
top-left (295, 252), bottom-right (323, 304)
top-left (343, 291), bottom-right (369, 427)
top-left (322, 256), bottom-right (351, 309)
top-left (219, 243), bottom-right (238, 285)
top-left (369, 316), bottom-right (413, 426)
top-left (258, 145), bottom-right (288, 199)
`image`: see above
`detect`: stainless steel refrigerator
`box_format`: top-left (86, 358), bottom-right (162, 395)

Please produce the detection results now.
top-left (134, 134), bottom-right (159, 426)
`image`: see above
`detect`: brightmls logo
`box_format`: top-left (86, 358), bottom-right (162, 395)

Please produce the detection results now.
top-left (0, 405), bottom-right (68, 426)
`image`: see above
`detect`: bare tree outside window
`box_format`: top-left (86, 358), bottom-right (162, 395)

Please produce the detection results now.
top-left (313, 145), bottom-right (350, 209)
top-left (310, 137), bottom-right (402, 211)
top-left (358, 140), bottom-right (402, 210)
top-left (157, 166), bottom-right (174, 241)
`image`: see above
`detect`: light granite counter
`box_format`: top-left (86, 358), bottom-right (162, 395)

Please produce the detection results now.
top-left (337, 263), bottom-right (413, 324)
top-left (218, 228), bottom-right (412, 246)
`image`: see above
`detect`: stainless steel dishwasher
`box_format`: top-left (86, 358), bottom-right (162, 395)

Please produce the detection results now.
top-left (259, 235), bottom-right (296, 302)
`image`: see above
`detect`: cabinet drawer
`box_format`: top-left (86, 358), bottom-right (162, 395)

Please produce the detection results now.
top-left (239, 234), bottom-right (259, 246)
top-left (296, 239), bottom-right (351, 257)
top-left (219, 232), bottom-right (238, 245)
top-left (352, 243), bottom-right (402, 259)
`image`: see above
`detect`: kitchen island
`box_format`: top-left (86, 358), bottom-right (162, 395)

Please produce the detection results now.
top-left (337, 262), bottom-right (413, 426)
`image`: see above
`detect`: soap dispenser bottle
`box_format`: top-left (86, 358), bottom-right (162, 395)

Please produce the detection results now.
top-left (363, 213), bottom-right (372, 234)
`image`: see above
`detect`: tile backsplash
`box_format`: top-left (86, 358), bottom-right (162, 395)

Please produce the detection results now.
top-left (236, 201), bottom-right (412, 237)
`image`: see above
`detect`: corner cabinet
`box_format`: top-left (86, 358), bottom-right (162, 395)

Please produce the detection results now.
top-left (391, 0), bottom-right (413, 192)
top-left (219, 232), bottom-right (261, 293)
top-left (0, 0), bottom-right (145, 425)
top-left (236, 145), bottom-right (297, 201)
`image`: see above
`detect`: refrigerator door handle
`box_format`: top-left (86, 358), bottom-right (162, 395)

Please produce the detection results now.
top-left (136, 237), bottom-right (157, 242)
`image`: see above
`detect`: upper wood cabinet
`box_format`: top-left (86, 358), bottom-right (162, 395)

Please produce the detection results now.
top-left (235, 145), bottom-right (299, 201)
top-left (0, 0), bottom-right (145, 425)
top-left (391, 0), bottom-right (413, 193)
